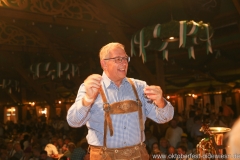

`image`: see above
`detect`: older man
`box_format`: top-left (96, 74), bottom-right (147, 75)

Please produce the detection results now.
top-left (67, 42), bottom-right (174, 160)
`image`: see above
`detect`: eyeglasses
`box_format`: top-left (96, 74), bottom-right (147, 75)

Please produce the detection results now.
top-left (104, 56), bottom-right (130, 63)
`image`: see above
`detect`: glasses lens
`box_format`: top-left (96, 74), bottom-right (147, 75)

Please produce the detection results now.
top-left (111, 57), bottom-right (130, 63)
top-left (115, 57), bottom-right (121, 63)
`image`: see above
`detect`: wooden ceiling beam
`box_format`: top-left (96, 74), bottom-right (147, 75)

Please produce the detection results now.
top-left (0, 8), bottom-right (103, 30)
top-left (27, 26), bottom-right (66, 62)
top-left (100, 1), bottom-right (143, 29)
top-left (128, 0), bottom-right (166, 16)
top-left (0, 8), bottom-right (136, 34)
top-left (232, 0), bottom-right (240, 15)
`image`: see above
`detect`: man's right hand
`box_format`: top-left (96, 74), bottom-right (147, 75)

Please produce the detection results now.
top-left (83, 74), bottom-right (102, 106)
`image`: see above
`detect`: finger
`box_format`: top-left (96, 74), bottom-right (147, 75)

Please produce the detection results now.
top-left (84, 74), bottom-right (102, 83)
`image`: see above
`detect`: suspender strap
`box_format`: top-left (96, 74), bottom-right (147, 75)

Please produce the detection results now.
top-left (99, 78), bottom-right (145, 148)
top-left (99, 86), bottom-right (113, 148)
top-left (127, 78), bottom-right (144, 142)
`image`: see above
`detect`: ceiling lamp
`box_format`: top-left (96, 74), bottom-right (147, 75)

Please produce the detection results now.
top-left (30, 62), bottom-right (79, 80)
top-left (131, 20), bottom-right (213, 62)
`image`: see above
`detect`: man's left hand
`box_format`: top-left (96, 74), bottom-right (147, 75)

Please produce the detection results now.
top-left (143, 85), bottom-right (166, 108)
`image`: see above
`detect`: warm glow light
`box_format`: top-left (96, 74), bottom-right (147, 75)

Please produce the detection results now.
top-left (41, 108), bottom-right (47, 114)
top-left (58, 101), bottom-right (61, 104)
top-left (192, 94), bottom-right (198, 98)
top-left (6, 107), bottom-right (16, 117)
top-left (167, 96), bottom-right (170, 99)
top-left (169, 37), bottom-right (175, 40)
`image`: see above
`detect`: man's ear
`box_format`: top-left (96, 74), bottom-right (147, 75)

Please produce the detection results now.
top-left (100, 60), bottom-right (106, 69)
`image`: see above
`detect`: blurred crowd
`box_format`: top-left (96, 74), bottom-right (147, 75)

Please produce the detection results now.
top-left (0, 100), bottom-right (237, 160)
top-left (0, 115), bottom-right (89, 160)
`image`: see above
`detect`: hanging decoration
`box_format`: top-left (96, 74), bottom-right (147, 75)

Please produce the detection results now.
top-left (0, 79), bottom-right (20, 93)
top-left (131, 20), bottom-right (214, 63)
top-left (29, 62), bottom-right (79, 80)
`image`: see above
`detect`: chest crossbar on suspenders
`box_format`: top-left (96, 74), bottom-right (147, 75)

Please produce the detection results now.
top-left (98, 78), bottom-right (144, 148)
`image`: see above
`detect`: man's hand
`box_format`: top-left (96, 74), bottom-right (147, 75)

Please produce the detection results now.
top-left (83, 74), bottom-right (102, 106)
top-left (143, 85), bottom-right (166, 108)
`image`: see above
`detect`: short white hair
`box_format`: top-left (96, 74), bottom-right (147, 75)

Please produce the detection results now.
top-left (99, 42), bottom-right (125, 60)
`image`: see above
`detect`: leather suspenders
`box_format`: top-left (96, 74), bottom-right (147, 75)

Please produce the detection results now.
top-left (98, 78), bottom-right (144, 148)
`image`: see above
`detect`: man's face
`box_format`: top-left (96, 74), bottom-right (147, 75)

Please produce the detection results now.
top-left (177, 148), bottom-right (185, 155)
top-left (101, 47), bottom-right (128, 85)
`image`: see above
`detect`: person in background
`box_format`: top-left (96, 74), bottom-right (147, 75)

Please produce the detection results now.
top-left (62, 142), bottom-right (75, 158)
top-left (176, 145), bottom-right (193, 160)
top-left (221, 100), bottom-right (234, 127)
top-left (166, 146), bottom-right (176, 160)
top-left (144, 129), bottom-right (158, 153)
top-left (12, 142), bottom-right (23, 160)
top-left (70, 141), bottom-right (89, 160)
top-left (159, 138), bottom-right (170, 155)
top-left (39, 150), bottom-right (52, 160)
top-left (6, 141), bottom-right (16, 159)
top-left (30, 146), bottom-right (41, 160)
top-left (165, 118), bottom-right (183, 148)
top-left (190, 116), bottom-right (203, 146)
top-left (176, 133), bottom-right (194, 152)
top-left (67, 42), bottom-right (174, 160)
top-left (44, 138), bottom-right (58, 159)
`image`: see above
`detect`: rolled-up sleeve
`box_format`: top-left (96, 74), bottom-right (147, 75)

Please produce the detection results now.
top-left (66, 84), bottom-right (91, 128)
top-left (144, 98), bottom-right (174, 123)
top-left (133, 78), bottom-right (174, 124)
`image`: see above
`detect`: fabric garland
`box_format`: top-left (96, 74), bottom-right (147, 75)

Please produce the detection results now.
top-left (179, 21), bottom-right (187, 48)
top-left (163, 50), bottom-right (168, 61)
top-left (188, 47), bottom-right (195, 59)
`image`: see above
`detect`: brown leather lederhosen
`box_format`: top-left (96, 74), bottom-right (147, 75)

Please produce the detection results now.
top-left (89, 78), bottom-right (149, 160)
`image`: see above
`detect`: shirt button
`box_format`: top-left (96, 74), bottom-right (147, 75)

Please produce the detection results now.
top-left (124, 142), bottom-right (126, 144)
top-left (124, 126), bottom-right (126, 129)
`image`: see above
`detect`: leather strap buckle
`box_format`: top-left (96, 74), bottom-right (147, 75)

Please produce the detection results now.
top-left (103, 103), bottom-right (111, 112)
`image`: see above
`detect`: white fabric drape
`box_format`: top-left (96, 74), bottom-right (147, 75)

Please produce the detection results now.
top-left (186, 96), bottom-right (194, 118)
top-left (235, 92), bottom-right (240, 116)
top-left (15, 106), bottom-right (18, 123)
top-left (35, 106), bottom-right (41, 117)
top-left (177, 97), bottom-right (184, 114)
top-left (4, 106), bottom-right (18, 123)
top-left (214, 94), bottom-right (222, 113)
top-left (46, 105), bottom-right (50, 120)
top-left (203, 95), bottom-right (211, 106)
top-left (4, 107), bottom-right (7, 123)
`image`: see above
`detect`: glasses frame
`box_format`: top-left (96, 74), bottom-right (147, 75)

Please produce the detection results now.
top-left (104, 56), bottom-right (130, 63)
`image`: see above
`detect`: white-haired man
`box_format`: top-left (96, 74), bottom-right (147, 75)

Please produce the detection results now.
top-left (67, 42), bottom-right (174, 160)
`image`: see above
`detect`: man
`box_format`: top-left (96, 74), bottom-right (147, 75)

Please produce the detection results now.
top-left (67, 42), bottom-right (174, 159)
top-left (39, 150), bottom-right (53, 160)
top-left (221, 100), bottom-right (234, 127)
top-left (176, 146), bottom-right (193, 160)
top-left (12, 142), bottom-right (23, 160)
top-left (176, 133), bottom-right (193, 152)
top-left (165, 118), bottom-right (183, 148)
top-left (44, 138), bottom-right (59, 158)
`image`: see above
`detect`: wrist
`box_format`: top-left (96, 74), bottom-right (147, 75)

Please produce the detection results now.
top-left (84, 95), bottom-right (94, 103)
top-left (82, 95), bottom-right (94, 107)
top-left (154, 98), bottom-right (166, 108)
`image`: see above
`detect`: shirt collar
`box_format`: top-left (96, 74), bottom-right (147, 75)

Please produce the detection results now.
top-left (101, 72), bottom-right (129, 88)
